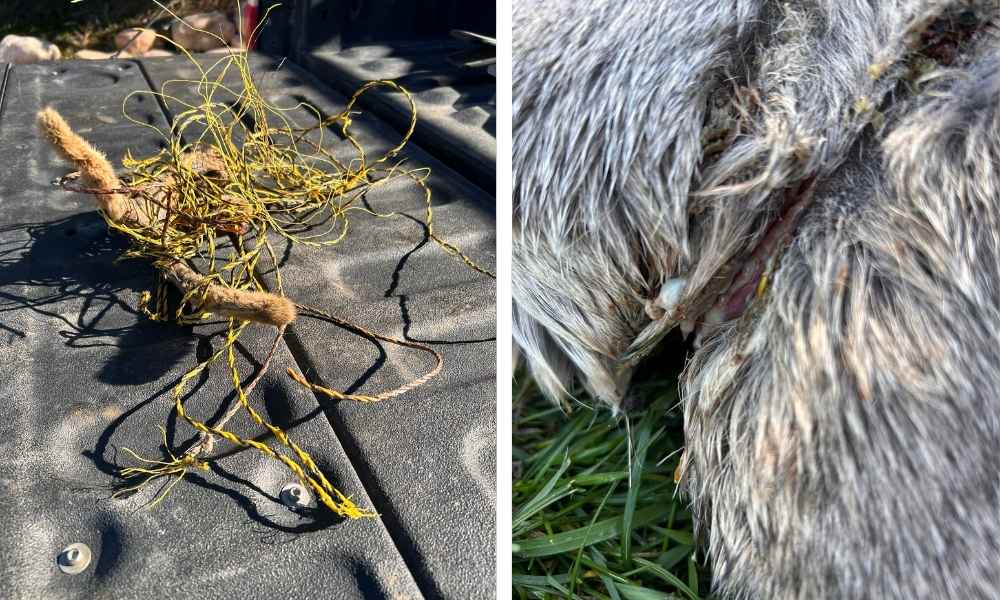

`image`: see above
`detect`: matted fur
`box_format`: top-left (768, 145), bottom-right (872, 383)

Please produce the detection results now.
top-left (37, 106), bottom-right (148, 226)
top-left (515, 0), bottom-right (1000, 598)
top-left (683, 54), bottom-right (1000, 598)
top-left (513, 0), bottom-right (967, 407)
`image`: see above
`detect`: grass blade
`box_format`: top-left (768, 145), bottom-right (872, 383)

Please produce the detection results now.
top-left (657, 545), bottom-right (694, 571)
top-left (688, 556), bottom-right (700, 597)
top-left (512, 454), bottom-right (575, 535)
top-left (513, 504), bottom-right (667, 558)
top-left (622, 418), bottom-right (654, 563)
top-left (633, 557), bottom-right (699, 600)
top-left (616, 582), bottom-right (682, 600)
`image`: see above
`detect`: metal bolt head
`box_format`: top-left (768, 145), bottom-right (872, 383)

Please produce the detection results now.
top-left (280, 482), bottom-right (310, 508)
top-left (57, 543), bottom-right (92, 574)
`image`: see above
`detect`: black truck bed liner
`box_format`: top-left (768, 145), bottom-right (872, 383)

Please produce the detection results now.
top-left (0, 49), bottom-right (495, 600)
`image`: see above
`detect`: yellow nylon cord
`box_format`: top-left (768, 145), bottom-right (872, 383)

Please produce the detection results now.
top-left (105, 3), bottom-right (493, 517)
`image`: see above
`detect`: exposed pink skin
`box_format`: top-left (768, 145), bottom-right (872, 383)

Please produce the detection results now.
top-left (631, 179), bottom-right (817, 353)
top-left (724, 275), bottom-right (760, 320)
top-left (702, 178), bottom-right (817, 328)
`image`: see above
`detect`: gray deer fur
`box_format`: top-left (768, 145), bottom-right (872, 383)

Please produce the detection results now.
top-left (514, 0), bottom-right (1000, 598)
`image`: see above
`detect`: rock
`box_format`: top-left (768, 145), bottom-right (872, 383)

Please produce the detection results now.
top-left (227, 28), bottom-right (245, 48)
top-left (171, 11), bottom-right (236, 52)
top-left (73, 49), bottom-right (108, 60)
top-left (141, 48), bottom-right (174, 58)
top-left (114, 27), bottom-right (157, 55)
top-left (204, 46), bottom-right (245, 55)
top-left (74, 49), bottom-right (139, 60)
top-left (0, 35), bottom-right (61, 64)
top-left (74, 49), bottom-right (128, 60)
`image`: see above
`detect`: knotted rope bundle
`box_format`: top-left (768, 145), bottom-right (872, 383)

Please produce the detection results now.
top-left (37, 18), bottom-right (492, 518)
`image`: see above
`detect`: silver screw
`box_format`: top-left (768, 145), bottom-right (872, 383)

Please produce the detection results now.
top-left (57, 543), bottom-right (92, 575)
top-left (280, 482), bottom-right (310, 508)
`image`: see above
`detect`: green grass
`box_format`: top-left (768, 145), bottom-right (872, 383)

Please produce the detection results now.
top-left (0, 0), bottom-right (234, 57)
top-left (512, 372), bottom-right (709, 600)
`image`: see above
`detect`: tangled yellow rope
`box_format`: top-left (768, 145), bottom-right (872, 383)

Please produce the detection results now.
top-left (42, 4), bottom-right (493, 518)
